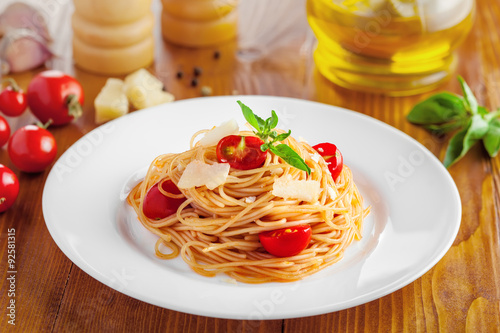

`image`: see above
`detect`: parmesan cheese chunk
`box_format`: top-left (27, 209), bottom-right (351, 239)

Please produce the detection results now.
top-left (124, 68), bottom-right (174, 109)
top-left (143, 89), bottom-right (175, 108)
top-left (94, 78), bottom-right (129, 124)
top-left (272, 176), bottom-right (321, 203)
top-left (177, 160), bottom-right (230, 190)
top-left (244, 196), bottom-right (256, 204)
top-left (198, 119), bottom-right (239, 146)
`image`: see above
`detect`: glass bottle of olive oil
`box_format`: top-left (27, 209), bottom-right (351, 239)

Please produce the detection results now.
top-left (306, 0), bottom-right (475, 95)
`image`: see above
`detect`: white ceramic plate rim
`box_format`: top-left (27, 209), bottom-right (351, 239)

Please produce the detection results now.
top-left (43, 96), bottom-right (461, 320)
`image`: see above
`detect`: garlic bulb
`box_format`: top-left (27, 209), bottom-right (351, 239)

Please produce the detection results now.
top-left (0, 3), bottom-right (51, 41)
top-left (0, 2), bottom-right (53, 74)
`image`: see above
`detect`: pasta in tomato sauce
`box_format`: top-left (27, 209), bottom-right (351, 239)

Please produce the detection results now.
top-left (127, 118), bottom-right (370, 284)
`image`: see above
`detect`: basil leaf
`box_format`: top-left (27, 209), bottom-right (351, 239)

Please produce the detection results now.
top-left (238, 100), bottom-right (263, 132)
top-left (270, 144), bottom-right (311, 174)
top-left (269, 110), bottom-right (279, 129)
top-left (458, 76), bottom-right (478, 114)
top-left (263, 117), bottom-right (272, 134)
top-left (407, 92), bottom-right (467, 125)
top-left (443, 114), bottom-right (489, 167)
top-left (483, 108), bottom-right (500, 122)
top-left (466, 114), bottom-right (489, 141)
top-left (443, 126), bottom-right (468, 168)
top-left (275, 130), bottom-right (291, 142)
top-left (237, 101), bottom-right (310, 174)
top-left (478, 106), bottom-right (489, 117)
top-left (262, 112), bottom-right (279, 135)
top-left (407, 77), bottom-right (500, 167)
top-left (483, 118), bottom-right (500, 157)
top-left (423, 120), bottom-right (468, 135)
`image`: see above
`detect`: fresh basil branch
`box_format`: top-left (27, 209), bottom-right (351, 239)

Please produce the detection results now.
top-left (237, 100), bottom-right (311, 174)
top-left (407, 76), bottom-right (500, 168)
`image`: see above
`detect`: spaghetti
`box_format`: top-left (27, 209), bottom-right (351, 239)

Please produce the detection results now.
top-left (127, 127), bottom-right (370, 283)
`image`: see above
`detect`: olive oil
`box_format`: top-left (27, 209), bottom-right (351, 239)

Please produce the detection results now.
top-left (306, 0), bottom-right (475, 95)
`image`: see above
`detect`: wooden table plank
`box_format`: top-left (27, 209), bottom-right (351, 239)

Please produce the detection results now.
top-left (52, 266), bottom-right (283, 332)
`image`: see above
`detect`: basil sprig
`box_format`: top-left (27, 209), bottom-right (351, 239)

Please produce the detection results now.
top-left (407, 76), bottom-right (500, 168)
top-left (237, 100), bottom-right (311, 174)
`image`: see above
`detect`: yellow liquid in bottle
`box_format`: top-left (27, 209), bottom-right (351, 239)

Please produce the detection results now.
top-left (306, 0), bottom-right (475, 95)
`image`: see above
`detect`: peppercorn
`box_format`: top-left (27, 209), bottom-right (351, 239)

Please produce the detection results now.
top-left (193, 66), bottom-right (202, 77)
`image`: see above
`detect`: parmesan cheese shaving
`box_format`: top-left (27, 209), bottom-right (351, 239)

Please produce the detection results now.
top-left (311, 152), bottom-right (321, 163)
top-left (327, 186), bottom-right (337, 200)
top-left (198, 119), bottom-right (239, 146)
top-left (222, 278), bottom-right (238, 285)
top-left (272, 176), bottom-right (320, 203)
top-left (177, 160), bottom-right (230, 190)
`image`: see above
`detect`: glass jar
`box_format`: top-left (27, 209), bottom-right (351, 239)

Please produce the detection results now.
top-left (307, 0), bottom-right (476, 96)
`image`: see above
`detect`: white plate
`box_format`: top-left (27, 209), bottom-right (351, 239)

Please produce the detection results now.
top-left (43, 96), bottom-right (461, 320)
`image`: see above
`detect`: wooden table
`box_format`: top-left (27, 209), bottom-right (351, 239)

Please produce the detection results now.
top-left (1, 0), bottom-right (499, 331)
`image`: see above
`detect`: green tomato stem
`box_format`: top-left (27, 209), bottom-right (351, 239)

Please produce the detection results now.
top-left (36, 119), bottom-right (53, 129)
top-left (66, 94), bottom-right (83, 120)
top-left (1, 78), bottom-right (21, 91)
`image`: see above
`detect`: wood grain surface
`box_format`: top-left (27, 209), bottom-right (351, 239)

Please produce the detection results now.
top-left (1, 0), bottom-right (499, 332)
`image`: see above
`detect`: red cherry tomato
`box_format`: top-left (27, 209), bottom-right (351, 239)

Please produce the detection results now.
top-left (0, 81), bottom-right (28, 117)
top-left (8, 125), bottom-right (57, 173)
top-left (216, 135), bottom-right (267, 170)
top-left (259, 225), bottom-right (312, 257)
top-left (312, 142), bottom-right (343, 181)
top-left (0, 164), bottom-right (19, 213)
top-left (143, 179), bottom-right (185, 220)
top-left (0, 115), bottom-right (10, 147)
top-left (27, 70), bottom-right (84, 125)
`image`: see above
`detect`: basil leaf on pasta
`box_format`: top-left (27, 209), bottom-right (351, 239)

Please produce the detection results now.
top-left (270, 144), bottom-right (311, 174)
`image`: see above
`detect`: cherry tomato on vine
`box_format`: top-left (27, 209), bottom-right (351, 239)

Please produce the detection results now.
top-left (8, 124), bottom-right (57, 173)
top-left (143, 179), bottom-right (185, 220)
top-left (0, 79), bottom-right (28, 117)
top-left (0, 115), bottom-right (10, 147)
top-left (312, 142), bottom-right (343, 181)
top-left (0, 164), bottom-right (19, 213)
top-left (216, 135), bottom-right (267, 170)
top-left (27, 70), bottom-right (84, 125)
top-left (259, 225), bottom-right (312, 257)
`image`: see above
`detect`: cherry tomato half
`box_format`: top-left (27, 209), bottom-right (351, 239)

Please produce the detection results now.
top-left (312, 142), bottom-right (343, 181)
top-left (0, 164), bottom-right (19, 213)
top-left (216, 135), bottom-right (267, 170)
top-left (0, 115), bottom-right (10, 147)
top-left (0, 82), bottom-right (28, 117)
top-left (8, 125), bottom-right (57, 173)
top-left (143, 179), bottom-right (185, 220)
top-left (259, 225), bottom-right (312, 257)
top-left (27, 70), bottom-right (84, 125)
